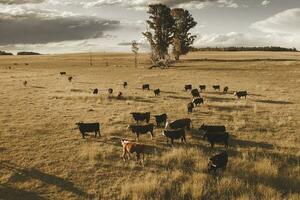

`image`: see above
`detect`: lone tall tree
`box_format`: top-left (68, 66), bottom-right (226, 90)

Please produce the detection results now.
top-left (131, 40), bottom-right (139, 68)
top-left (171, 8), bottom-right (197, 60)
top-left (143, 4), bottom-right (174, 61)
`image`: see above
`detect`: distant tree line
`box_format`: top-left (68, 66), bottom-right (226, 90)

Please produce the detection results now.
top-left (190, 46), bottom-right (298, 52)
top-left (0, 51), bottom-right (42, 56)
top-left (0, 50), bottom-right (13, 55)
top-left (17, 51), bottom-right (41, 55)
top-left (143, 4), bottom-right (197, 67)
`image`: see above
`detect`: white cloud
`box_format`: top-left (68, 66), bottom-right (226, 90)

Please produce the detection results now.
top-left (0, 0), bottom-right (44, 4)
top-left (194, 32), bottom-right (300, 49)
top-left (261, 0), bottom-right (271, 7)
top-left (251, 8), bottom-right (300, 35)
top-left (55, 0), bottom-right (239, 10)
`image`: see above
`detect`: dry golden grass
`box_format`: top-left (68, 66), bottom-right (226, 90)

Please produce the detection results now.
top-left (0, 51), bottom-right (299, 199)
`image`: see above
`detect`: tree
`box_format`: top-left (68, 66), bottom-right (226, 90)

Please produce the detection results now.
top-left (143, 4), bottom-right (174, 61)
top-left (131, 40), bottom-right (139, 68)
top-left (171, 8), bottom-right (197, 60)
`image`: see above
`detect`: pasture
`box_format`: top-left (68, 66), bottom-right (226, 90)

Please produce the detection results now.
top-left (0, 51), bottom-right (299, 199)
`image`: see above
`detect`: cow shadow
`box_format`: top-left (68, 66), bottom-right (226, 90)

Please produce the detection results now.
top-left (166, 95), bottom-right (191, 100)
top-left (0, 147), bottom-right (6, 152)
top-left (0, 184), bottom-right (45, 200)
top-left (228, 166), bottom-right (300, 194)
top-left (161, 90), bottom-right (178, 94)
top-left (230, 138), bottom-right (274, 149)
top-left (207, 104), bottom-right (252, 112)
top-left (254, 99), bottom-right (293, 105)
top-left (108, 95), bottom-right (155, 103)
top-left (30, 86), bottom-right (46, 89)
top-left (205, 96), bottom-right (236, 102)
top-left (0, 161), bottom-right (90, 199)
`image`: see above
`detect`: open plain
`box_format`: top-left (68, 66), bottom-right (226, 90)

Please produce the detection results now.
top-left (0, 51), bottom-right (299, 199)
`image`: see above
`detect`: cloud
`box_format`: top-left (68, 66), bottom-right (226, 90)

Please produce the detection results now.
top-left (261, 0), bottom-right (271, 7)
top-left (251, 8), bottom-right (300, 35)
top-left (78, 0), bottom-right (239, 10)
top-left (0, 7), bottom-right (120, 45)
top-left (194, 32), bottom-right (300, 49)
top-left (0, 0), bottom-right (44, 4)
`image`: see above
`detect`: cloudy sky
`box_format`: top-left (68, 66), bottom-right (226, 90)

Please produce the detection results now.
top-left (0, 0), bottom-right (299, 54)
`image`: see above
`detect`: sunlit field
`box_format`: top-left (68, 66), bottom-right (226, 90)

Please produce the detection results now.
top-left (0, 51), bottom-right (299, 199)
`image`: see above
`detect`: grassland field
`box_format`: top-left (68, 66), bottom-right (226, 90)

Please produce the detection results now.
top-left (0, 51), bottom-right (299, 200)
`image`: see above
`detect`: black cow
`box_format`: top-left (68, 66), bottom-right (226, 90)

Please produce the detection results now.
top-left (203, 132), bottom-right (229, 148)
top-left (154, 89), bottom-right (160, 96)
top-left (191, 89), bottom-right (200, 97)
top-left (154, 113), bottom-right (167, 127)
top-left (130, 112), bottom-right (150, 123)
top-left (123, 82), bottom-right (128, 88)
top-left (166, 118), bottom-right (192, 130)
top-left (213, 85), bottom-right (220, 91)
top-left (199, 85), bottom-right (206, 91)
top-left (108, 88), bottom-right (113, 94)
top-left (127, 124), bottom-right (154, 141)
top-left (162, 129), bottom-right (186, 145)
top-left (223, 86), bottom-right (229, 93)
top-left (234, 91), bottom-right (248, 99)
top-left (76, 122), bottom-right (101, 138)
top-left (187, 102), bottom-right (194, 113)
top-left (60, 72), bottom-right (66, 75)
top-left (193, 98), bottom-right (204, 106)
top-left (23, 81), bottom-right (27, 86)
top-left (184, 84), bottom-right (192, 91)
top-left (142, 84), bottom-right (150, 90)
top-left (93, 89), bottom-right (98, 94)
top-left (208, 151), bottom-right (228, 173)
top-left (199, 124), bottom-right (226, 133)
top-left (68, 76), bottom-right (73, 82)
top-left (117, 92), bottom-right (123, 99)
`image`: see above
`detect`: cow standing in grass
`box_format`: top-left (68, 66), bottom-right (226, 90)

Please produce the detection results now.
top-left (93, 89), bottom-right (98, 94)
top-left (191, 89), bottom-right (200, 98)
top-left (121, 139), bottom-right (145, 164)
top-left (154, 114), bottom-right (167, 127)
top-left (130, 112), bottom-right (150, 124)
top-left (142, 84), bottom-right (150, 90)
top-left (213, 85), bottom-right (220, 91)
top-left (234, 91), bottom-right (248, 99)
top-left (154, 89), bottom-right (160, 96)
top-left (108, 88), bottom-right (113, 94)
top-left (187, 102), bottom-right (194, 113)
top-left (223, 86), bottom-right (229, 93)
top-left (166, 118), bottom-right (192, 130)
top-left (127, 124), bottom-right (154, 141)
top-left (199, 85), bottom-right (206, 91)
top-left (184, 84), bottom-right (192, 91)
top-left (193, 98), bottom-right (204, 106)
top-left (208, 151), bottom-right (228, 173)
top-left (76, 122), bottom-right (101, 138)
top-left (162, 129), bottom-right (186, 145)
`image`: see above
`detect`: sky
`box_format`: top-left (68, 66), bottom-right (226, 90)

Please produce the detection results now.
top-left (0, 0), bottom-right (299, 54)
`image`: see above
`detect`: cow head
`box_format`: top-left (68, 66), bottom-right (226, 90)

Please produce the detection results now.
top-left (126, 125), bottom-right (131, 130)
top-left (165, 121), bottom-right (169, 129)
top-left (233, 91), bottom-right (237, 96)
top-left (75, 122), bottom-right (83, 127)
top-left (199, 123), bottom-right (205, 131)
top-left (161, 130), bottom-right (166, 136)
top-left (207, 160), bottom-right (217, 172)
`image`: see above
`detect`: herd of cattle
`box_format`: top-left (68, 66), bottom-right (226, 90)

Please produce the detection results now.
top-left (70, 75), bottom-right (249, 173)
top-left (19, 70), bottom-right (249, 172)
